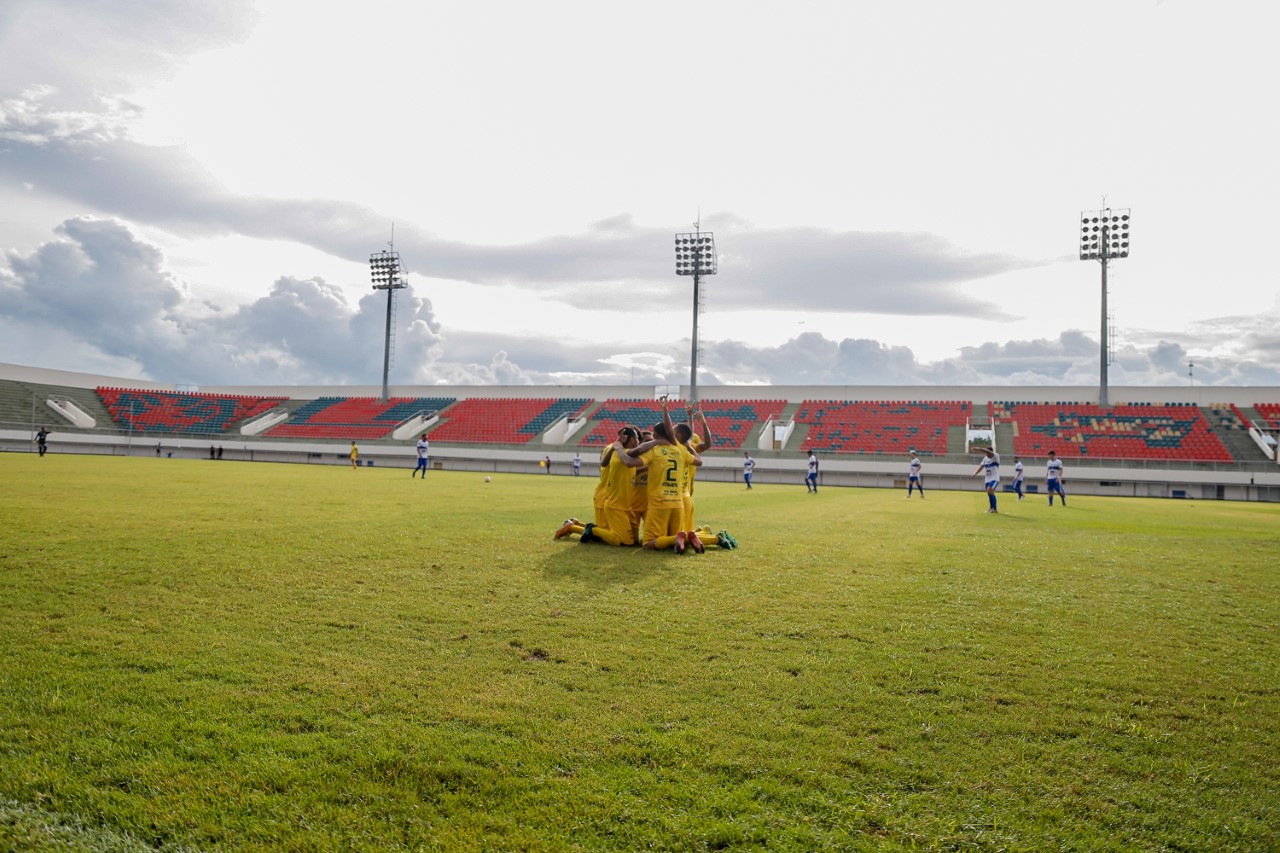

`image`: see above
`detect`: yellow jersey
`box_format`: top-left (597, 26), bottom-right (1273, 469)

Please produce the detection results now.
top-left (639, 443), bottom-right (692, 508)
top-left (603, 452), bottom-right (635, 509)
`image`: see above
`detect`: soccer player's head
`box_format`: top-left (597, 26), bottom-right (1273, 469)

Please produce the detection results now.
top-left (617, 425), bottom-right (640, 447)
top-left (653, 421), bottom-right (672, 441)
top-left (1048, 450), bottom-right (1057, 458)
top-left (674, 423), bottom-right (692, 442)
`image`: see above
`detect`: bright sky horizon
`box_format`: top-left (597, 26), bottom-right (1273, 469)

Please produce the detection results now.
top-left (2, 1), bottom-right (1277, 388)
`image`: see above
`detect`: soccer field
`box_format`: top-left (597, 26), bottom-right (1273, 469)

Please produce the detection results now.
top-left (2, 455), bottom-right (1278, 851)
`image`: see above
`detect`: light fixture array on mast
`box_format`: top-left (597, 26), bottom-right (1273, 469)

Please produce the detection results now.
top-left (1079, 207), bottom-right (1130, 408)
top-left (369, 248), bottom-right (408, 401)
top-left (674, 229), bottom-right (718, 405)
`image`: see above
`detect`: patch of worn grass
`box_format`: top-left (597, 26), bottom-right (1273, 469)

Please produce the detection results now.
top-left (1, 454), bottom-right (1278, 851)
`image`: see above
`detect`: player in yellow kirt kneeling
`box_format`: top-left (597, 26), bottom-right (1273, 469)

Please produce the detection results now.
top-left (619, 402), bottom-right (703, 554)
top-left (555, 426), bottom-right (641, 544)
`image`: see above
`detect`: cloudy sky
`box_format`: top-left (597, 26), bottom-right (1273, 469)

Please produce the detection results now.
top-left (1, 1), bottom-right (1277, 389)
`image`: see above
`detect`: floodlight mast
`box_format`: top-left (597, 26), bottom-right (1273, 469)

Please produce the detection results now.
top-left (674, 224), bottom-right (718, 405)
top-left (1079, 207), bottom-right (1130, 407)
top-left (369, 244), bottom-right (408, 401)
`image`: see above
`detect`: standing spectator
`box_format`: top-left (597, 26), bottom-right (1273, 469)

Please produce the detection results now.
top-left (413, 434), bottom-right (430, 478)
top-left (35, 426), bottom-right (50, 457)
top-left (572, 452), bottom-right (582, 477)
top-left (805, 450), bottom-right (819, 494)
top-left (742, 452), bottom-right (755, 489)
top-left (209, 445), bottom-right (216, 460)
top-left (972, 448), bottom-right (1001, 514)
top-left (906, 450), bottom-right (924, 499)
top-left (542, 455), bottom-right (552, 474)
top-left (155, 441), bottom-right (162, 457)
top-left (1046, 450), bottom-right (1068, 506)
top-left (216, 445), bottom-right (223, 460)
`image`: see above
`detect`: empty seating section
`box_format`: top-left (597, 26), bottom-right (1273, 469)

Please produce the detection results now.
top-left (1207, 404), bottom-right (1249, 431)
top-left (428, 398), bottom-right (589, 444)
top-left (97, 387), bottom-right (285, 435)
top-left (991, 401), bottom-right (1232, 461)
top-left (1255, 403), bottom-right (1280, 430)
top-left (795, 400), bottom-right (970, 454)
top-left (265, 396), bottom-right (455, 440)
top-left (580, 400), bottom-right (787, 449)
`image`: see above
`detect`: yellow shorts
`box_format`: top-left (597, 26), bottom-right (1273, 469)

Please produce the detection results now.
top-left (682, 495), bottom-right (695, 532)
top-left (600, 504), bottom-right (637, 546)
top-left (643, 506), bottom-right (682, 543)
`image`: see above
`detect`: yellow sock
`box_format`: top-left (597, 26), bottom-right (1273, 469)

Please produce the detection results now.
top-left (652, 534), bottom-right (679, 550)
top-left (592, 527), bottom-right (628, 547)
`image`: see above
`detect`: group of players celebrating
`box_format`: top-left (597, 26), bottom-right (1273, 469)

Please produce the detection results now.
top-left (553, 398), bottom-right (737, 553)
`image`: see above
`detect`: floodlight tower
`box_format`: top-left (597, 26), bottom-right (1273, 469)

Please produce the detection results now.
top-left (369, 246), bottom-right (408, 401)
top-left (1079, 207), bottom-right (1130, 407)
top-left (674, 225), bottom-right (718, 405)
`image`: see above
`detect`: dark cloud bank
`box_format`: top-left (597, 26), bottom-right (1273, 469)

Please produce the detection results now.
top-left (2, 217), bottom-right (1276, 388)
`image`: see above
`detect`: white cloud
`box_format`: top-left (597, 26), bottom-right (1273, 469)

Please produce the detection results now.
top-left (4, 220), bottom-right (1278, 388)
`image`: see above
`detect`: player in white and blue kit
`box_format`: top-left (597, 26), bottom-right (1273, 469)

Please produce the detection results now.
top-left (805, 451), bottom-right (819, 493)
top-left (972, 447), bottom-right (1000, 513)
top-left (412, 434), bottom-right (429, 478)
top-left (906, 451), bottom-right (924, 498)
top-left (1045, 450), bottom-right (1067, 506)
top-left (1012, 457), bottom-right (1024, 501)
top-left (743, 453), bottom-right (755, 489)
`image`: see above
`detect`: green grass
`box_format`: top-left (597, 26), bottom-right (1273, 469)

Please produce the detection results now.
top-left (1, 454), bottom-right (1278, 851)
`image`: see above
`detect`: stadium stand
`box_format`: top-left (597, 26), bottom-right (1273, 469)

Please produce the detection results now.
top-left (264, 396), bottom-right (455, 440)
top-left (427, 398), bottom-right (590, 444)
top-left (794, 400), bottom-right (971, 454)
top-left (97, 387), bottom-right (287, 435)
top-left (1207, 404), bottom-right (1249, 432)
top-left (1254, 402), bottom-right (1280, 429)
top-left (990, 401), bottom-right (1233, 461)
top-left (579, 399), bottom-right (786, 450)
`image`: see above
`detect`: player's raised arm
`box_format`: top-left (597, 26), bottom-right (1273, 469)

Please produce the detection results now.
top-left (686, 442), bottom-right (703, 468)
top-left (694, 407), bottom-right (711, 447)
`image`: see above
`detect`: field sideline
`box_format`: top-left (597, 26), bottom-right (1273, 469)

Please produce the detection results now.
top-left (2, 455), bottom-right (1278, 851)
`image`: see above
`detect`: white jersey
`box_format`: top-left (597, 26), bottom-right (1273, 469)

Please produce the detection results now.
top-left (909, 457), bottom-right (922, 478)
top-left (808, 454), bottom-right (818, 474)
top-left (1013, 461), bottom-right (1024, 482)
top-left (1046, 459), bottom-right (1064, 481)
top-left (980, 453), bottom-right (1000, 484)
top-left (743, 456), bottom-right (755, 474)
top-left (416, 439), bottom-right (429, 458)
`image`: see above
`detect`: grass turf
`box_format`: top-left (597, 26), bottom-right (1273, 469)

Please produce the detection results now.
top-left (1, 454), bottom-right (1278, 851)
